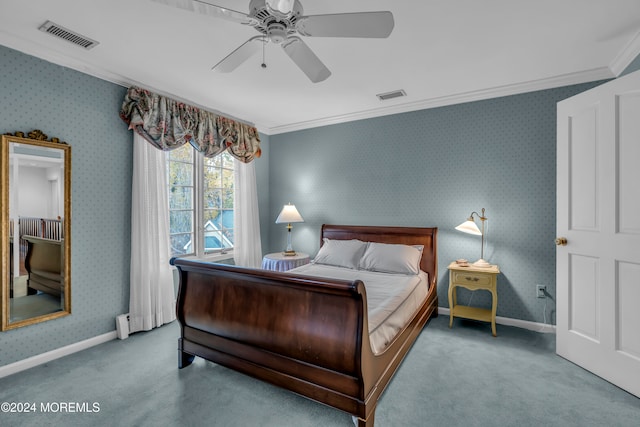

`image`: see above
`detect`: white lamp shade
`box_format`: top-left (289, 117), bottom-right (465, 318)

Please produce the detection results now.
top-left (455, 219), bottom-right (482, 235)
top-left (275, 204), bottom-right (304, 224)
top-left (455, 209), bottom-right (490, 267)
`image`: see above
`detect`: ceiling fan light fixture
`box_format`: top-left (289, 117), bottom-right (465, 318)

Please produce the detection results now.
top-left (267, 22), bottom-right (288, 44)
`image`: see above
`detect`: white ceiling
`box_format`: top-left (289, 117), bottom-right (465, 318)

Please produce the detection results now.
top-left (1, 0), bottom-right (640, 135)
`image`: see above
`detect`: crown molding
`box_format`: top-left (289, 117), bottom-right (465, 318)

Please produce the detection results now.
top-left (0, 32), bottom-right (259, 128)
top-left (265, 66), bottom-right (615, 135)
top-left (0, 31), bottom-right (617, 137)
top-left (609, 30), bottom-right (640, 76)
top-left (0, 31), bottom-right (130, 87)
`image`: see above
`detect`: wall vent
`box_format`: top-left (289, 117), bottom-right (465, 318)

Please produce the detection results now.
top-left (376, 89), bottom-right (406, 101)
top-left (38, 20), bottom-right (99, 50)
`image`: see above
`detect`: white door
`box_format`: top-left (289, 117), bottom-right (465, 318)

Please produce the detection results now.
top-left (556, 70), bottom-right (640, 398)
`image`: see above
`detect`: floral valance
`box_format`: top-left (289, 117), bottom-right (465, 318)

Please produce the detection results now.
top-left (119, 86), bottom-right (261, 163)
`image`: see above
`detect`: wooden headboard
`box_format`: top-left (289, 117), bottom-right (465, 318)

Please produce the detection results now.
top-left (320, 224), bottom-right (438, 288)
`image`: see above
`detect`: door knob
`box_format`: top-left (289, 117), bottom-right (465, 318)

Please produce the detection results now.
top-left (555, 237), bottom-right (568, 246)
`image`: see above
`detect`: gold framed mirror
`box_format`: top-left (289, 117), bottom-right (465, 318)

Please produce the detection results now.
top-left (1, 131), bottom-right (71, 330)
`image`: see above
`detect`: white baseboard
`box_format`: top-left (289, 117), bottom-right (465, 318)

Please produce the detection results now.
top-left (0, 331), bottom-right (117, 379)
top-left (0, 309), bottom-right (555, 379)
top-left (438, 307), bottom-right (556, 334)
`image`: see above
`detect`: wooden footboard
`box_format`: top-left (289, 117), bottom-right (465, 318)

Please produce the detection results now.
top-left (171, 225), bottom-right (438, 426)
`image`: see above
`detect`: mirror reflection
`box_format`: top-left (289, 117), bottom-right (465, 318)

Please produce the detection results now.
top-left (2, 133), bottom-right (71, 330)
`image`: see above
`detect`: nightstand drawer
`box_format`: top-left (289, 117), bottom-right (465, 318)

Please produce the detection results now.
top-left (452, 271), bottom-right (492, 286)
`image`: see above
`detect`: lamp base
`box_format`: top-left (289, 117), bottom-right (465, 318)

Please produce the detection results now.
top-left (282, 250), bottom-right (297, 256)
top-left (472, 258), bottom-right (492, 268)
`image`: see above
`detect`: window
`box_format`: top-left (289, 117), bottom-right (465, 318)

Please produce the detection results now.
top-left (167, 144), bottom-right (234, 258)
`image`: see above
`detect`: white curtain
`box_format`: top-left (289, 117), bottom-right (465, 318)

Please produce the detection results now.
top-left (129, 133), bottom-right (176, 333)
top-left (233, 160), bottom-right (263, 268)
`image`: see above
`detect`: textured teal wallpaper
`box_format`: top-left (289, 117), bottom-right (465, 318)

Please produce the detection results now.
top-left (0, 45), bottom-right (132, 366)
top-left (268, 81), bottom-right (604, 325)
top-left (621, 53), bottom-right (640, 76)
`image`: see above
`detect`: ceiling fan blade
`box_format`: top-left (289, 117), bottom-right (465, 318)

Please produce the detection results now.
top-left (296, 11), bottom-right (394, 38)
top-left (281, 36), bottom-right (331, 83)
top-left (213, 36), bottom-right (264, 72)
top-left (151, 0), bottom-right (257, 25)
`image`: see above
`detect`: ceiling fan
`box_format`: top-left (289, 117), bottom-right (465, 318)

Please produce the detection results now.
top-left (152, 0), bottom-right (394, 83)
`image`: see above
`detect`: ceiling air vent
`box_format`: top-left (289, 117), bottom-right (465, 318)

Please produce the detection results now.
top-left (376, 89), bottom-right (406, 101)
top-left (38, 20), bottom-right (99, 50)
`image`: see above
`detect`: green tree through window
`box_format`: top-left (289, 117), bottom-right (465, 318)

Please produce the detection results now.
top-left (167, 144), bottom-right (234, 257)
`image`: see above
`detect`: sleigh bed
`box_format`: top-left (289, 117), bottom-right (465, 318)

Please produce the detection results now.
top-left (171, 224), bottom-right (438, 426)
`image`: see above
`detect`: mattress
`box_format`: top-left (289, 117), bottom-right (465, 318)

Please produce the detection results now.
top-left (287, 263), bottom-right (429, 354)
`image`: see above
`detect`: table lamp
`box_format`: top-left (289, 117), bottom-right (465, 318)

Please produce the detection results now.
top-left (275, 203), bottom-right (304, 256)
top-left (455, 208), bottom-right (491, 268)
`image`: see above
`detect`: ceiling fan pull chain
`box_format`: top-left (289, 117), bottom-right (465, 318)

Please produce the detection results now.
top-left (261, 36), bottom-right (267, 68)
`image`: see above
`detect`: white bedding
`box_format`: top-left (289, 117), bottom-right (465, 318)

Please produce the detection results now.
top-left (287, 263), bottom-right (429, 354)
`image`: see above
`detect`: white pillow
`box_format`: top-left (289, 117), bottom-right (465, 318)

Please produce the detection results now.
top-left (358, 242), bottom-right (422, 275)
top-left (313, 238), bottom-right (368, 269)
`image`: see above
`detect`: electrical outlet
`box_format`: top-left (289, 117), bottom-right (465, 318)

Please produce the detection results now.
top-left (536, 284), bottom-right (546, 298)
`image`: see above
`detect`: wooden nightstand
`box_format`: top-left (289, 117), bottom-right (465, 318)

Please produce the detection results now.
top-left (448, 261), bottom-right (500, 336)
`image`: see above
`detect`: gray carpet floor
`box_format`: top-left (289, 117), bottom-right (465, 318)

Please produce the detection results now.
top-left (9, 292), bottom-right (62, 322)
top-left (1, 315), bottom-right (639, 427)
